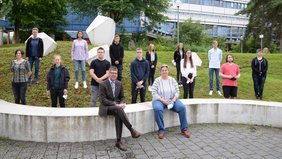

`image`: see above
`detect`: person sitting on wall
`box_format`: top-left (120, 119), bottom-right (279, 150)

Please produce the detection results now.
top-left (151, 64), bottom-right (190, 139)
top-left (99, 66), bottom-right (141, 151)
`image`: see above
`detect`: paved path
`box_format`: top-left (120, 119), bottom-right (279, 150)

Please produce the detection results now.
top-left (0, 124), bottom-right (281, 159)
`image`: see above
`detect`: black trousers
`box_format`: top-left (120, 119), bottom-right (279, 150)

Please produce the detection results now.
top-left (107, 106), bottom-right (132, 141)
top-left (252, 73), bottom-right (266, 98)
top-left (131, 83), bottom-right (146, 103)
top-left (182, 77), bottom-right (196, 99)
top-left (12, 82), bottom-right (27, 105)
top-left (176, 63), bottom-right (181, 83)
top-left (50, 88), bottom-right (65, 107)
top-left (148, 67), bottom-right (156, 86)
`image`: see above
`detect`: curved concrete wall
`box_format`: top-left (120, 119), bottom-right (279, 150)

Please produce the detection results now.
top-left (0, 99), bottom-right (281, 142)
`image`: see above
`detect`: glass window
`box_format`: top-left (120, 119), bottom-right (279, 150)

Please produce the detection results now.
top-left (213, 0), bottom-right (220, 7)
top-left (189, 0), bottom-right (201, 4)
top-left (202, 0), bottom-right (212, 6)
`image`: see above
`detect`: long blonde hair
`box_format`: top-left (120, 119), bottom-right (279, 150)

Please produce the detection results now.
top-left (148, 44), bottom-right (155, 54)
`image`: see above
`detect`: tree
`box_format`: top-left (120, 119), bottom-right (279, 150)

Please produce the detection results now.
top-left (1, 0), bottom-right (68, 43)
top-left (237, 0), bottom-right (282, 53)
top-left (179, 19), bottom-right (203, 45)
top-left (68, 0), bottom-right (170, 28)
top-left (0, 0), bottom-right (12, 17)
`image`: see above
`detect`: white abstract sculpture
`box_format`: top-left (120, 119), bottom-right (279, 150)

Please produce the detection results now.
top-left (86, 15), bottom-right (116, 46)
top-left (192, 52), bottom-right (202, 67)
top-left (25, 32), bottom-right (57, 56)
top-left (86, 15), bottom-right (116, 64)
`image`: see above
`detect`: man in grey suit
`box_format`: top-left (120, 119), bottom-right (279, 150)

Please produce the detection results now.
top-left (99, 66), bottom-right (141, 151)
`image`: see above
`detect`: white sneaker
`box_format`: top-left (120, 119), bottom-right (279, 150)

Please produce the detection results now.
top-left (217, 91), bottom-right (222, 96)
top-left (148, 85), bottom-right (152, 92)
top-left (75, 82), bottom-right (79, 89)
top-left (209, 91), bottom-right (213, 95)
top-left (83, 81), bottom-right (87, 89)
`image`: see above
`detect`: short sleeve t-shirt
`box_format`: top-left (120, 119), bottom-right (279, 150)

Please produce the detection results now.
top-left (220, 63), bottom-right (240, 86)
top-left (90, 59), bottom-right (110, 86)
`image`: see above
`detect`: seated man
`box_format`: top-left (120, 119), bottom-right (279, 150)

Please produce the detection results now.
top-left (99, 66), bottom-right (141, 151)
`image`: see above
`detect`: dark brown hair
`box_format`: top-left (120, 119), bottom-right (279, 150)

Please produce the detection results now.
top-left (183, 50), bottom-right (194, 68)
top-left (225, 54), bottom-right (234, 62)
top-left (76, 31), bottom-right (84, 39)
top-left (15, 49), bottom-right (24, 56)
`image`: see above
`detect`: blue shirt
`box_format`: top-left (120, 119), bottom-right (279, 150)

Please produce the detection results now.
top-left (208, 48), bottom-right (222, 68)
top-left (31, 38), bottom-right (39, 57)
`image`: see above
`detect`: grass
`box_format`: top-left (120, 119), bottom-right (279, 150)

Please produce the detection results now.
top-left (0, 41), bottom-right (282, 107)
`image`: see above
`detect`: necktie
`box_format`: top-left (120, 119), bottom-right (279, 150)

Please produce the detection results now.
top-left (111, 81), bottom-right (115, 97)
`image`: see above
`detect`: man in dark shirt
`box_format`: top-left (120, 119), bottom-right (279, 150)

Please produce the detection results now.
top-left (89, 47), bottom-right (111, 107)
top-left (26, 27), bottom-right (44, 85)
top-left (110, 35), bottom-right (124, 81)
top-left (251, 49), bottom-right (268, 100)
top-left (130, 48), bottom-right (150, 103)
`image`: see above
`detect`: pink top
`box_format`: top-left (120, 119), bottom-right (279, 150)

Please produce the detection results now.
top-left (220, 63), bottom-right (240, 86)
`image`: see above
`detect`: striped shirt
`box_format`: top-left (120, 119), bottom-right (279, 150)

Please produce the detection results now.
top-left (151, 76), bottom-right (179, 101)
top-left (10, 60), bottom-right (31, 83)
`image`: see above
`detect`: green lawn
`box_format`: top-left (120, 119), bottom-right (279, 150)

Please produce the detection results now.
top-left (1, 41), bottom-right (281, 107)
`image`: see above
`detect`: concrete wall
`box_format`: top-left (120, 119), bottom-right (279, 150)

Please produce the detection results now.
top-left (0, 99), bottom-right (281, 142)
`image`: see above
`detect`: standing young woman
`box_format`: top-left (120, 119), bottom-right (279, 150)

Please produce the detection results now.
top-left (180, 50), bottom-right (197, 98)
top-left (71, 31), bottom-right (88, 89)
top-left (174, 43), bottom-right (185, 86)
top-left (11, 49), bottom-right (31, 105)
top-left (146, 43), bottom-right (158, 91)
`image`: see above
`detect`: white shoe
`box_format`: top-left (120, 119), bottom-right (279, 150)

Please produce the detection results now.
top-left (209, 91), bottom-right (213, 95)
top-left (83, 81), bottom-right (87, 89)
top-left (75, 82), bottom-right (78, 89)
top-left (217, 91), bottom-right (222, 96)
top-left (148, 86), bottom-right (152, 92)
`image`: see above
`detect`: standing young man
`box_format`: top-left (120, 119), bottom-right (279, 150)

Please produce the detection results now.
top-left (130, 48), bottom-right (150, 103)
top-left (99, 66), bottom-right (141, 151)
top-left (251, 49), bottom-right (268, 100)
top-left (26, 27), bottom-right (44, 85)
top-left (89, 47), bottom-right (111, 107)
top-left (208, 40), bottom-right (222, 96)
top-left (110, 35), bottom-right (124, 81)
top-left (219, 54), bottom-right (240, 99)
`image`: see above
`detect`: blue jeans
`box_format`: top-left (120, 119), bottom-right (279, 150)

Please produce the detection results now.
top-left (152, 99), bottom-right (188, 134)
top-left (28, 56), bottom-right (40, 82)
top-left (252, 73), bottom-right (266, 98)
top-left (73, 60), bottom-right (86, 82)
top-left (209, 68), bottom-right (220, 91)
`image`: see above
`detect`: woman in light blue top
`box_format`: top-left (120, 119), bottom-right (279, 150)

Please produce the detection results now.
top-left (71, 31), bottom-right (89, 89)
top-left (151, 64), bottom-right (190, 139)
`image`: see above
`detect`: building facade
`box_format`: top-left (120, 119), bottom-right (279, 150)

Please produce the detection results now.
top-left (165, 0), bottom-right (249, 40)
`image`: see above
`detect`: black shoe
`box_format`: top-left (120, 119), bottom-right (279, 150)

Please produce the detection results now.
top-left (115, 141), bottom-right (127, 151)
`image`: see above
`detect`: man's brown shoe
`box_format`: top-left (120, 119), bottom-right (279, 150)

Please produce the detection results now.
top-left (130, 129), bottom-right (141, 138)
top-left (182, 130), bottom-right (191, 138)
top-left (115, 141), bottom-right (127, 151)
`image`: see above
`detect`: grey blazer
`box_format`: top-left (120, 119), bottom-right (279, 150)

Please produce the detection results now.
top-left (98, 79), bottom-right (125, 116)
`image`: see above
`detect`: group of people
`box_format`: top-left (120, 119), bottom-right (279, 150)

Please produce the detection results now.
top-left (10, 28), bottom-right (269, 151)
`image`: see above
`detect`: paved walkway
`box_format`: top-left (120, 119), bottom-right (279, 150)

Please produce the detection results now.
top-left (0, 124), bottom-right (281, 159)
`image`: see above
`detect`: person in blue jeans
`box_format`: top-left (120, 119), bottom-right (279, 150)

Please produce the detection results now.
top-left (208, 40), bottom-right (222, 96)
top-left (26, 27), bottom-right (44, 85)
top-left (151, 64), bottom-right (190, 139)
top-left (71, 31), bottom-right (89, 89)
top-left (251, 49), bottom-right (268, 100)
